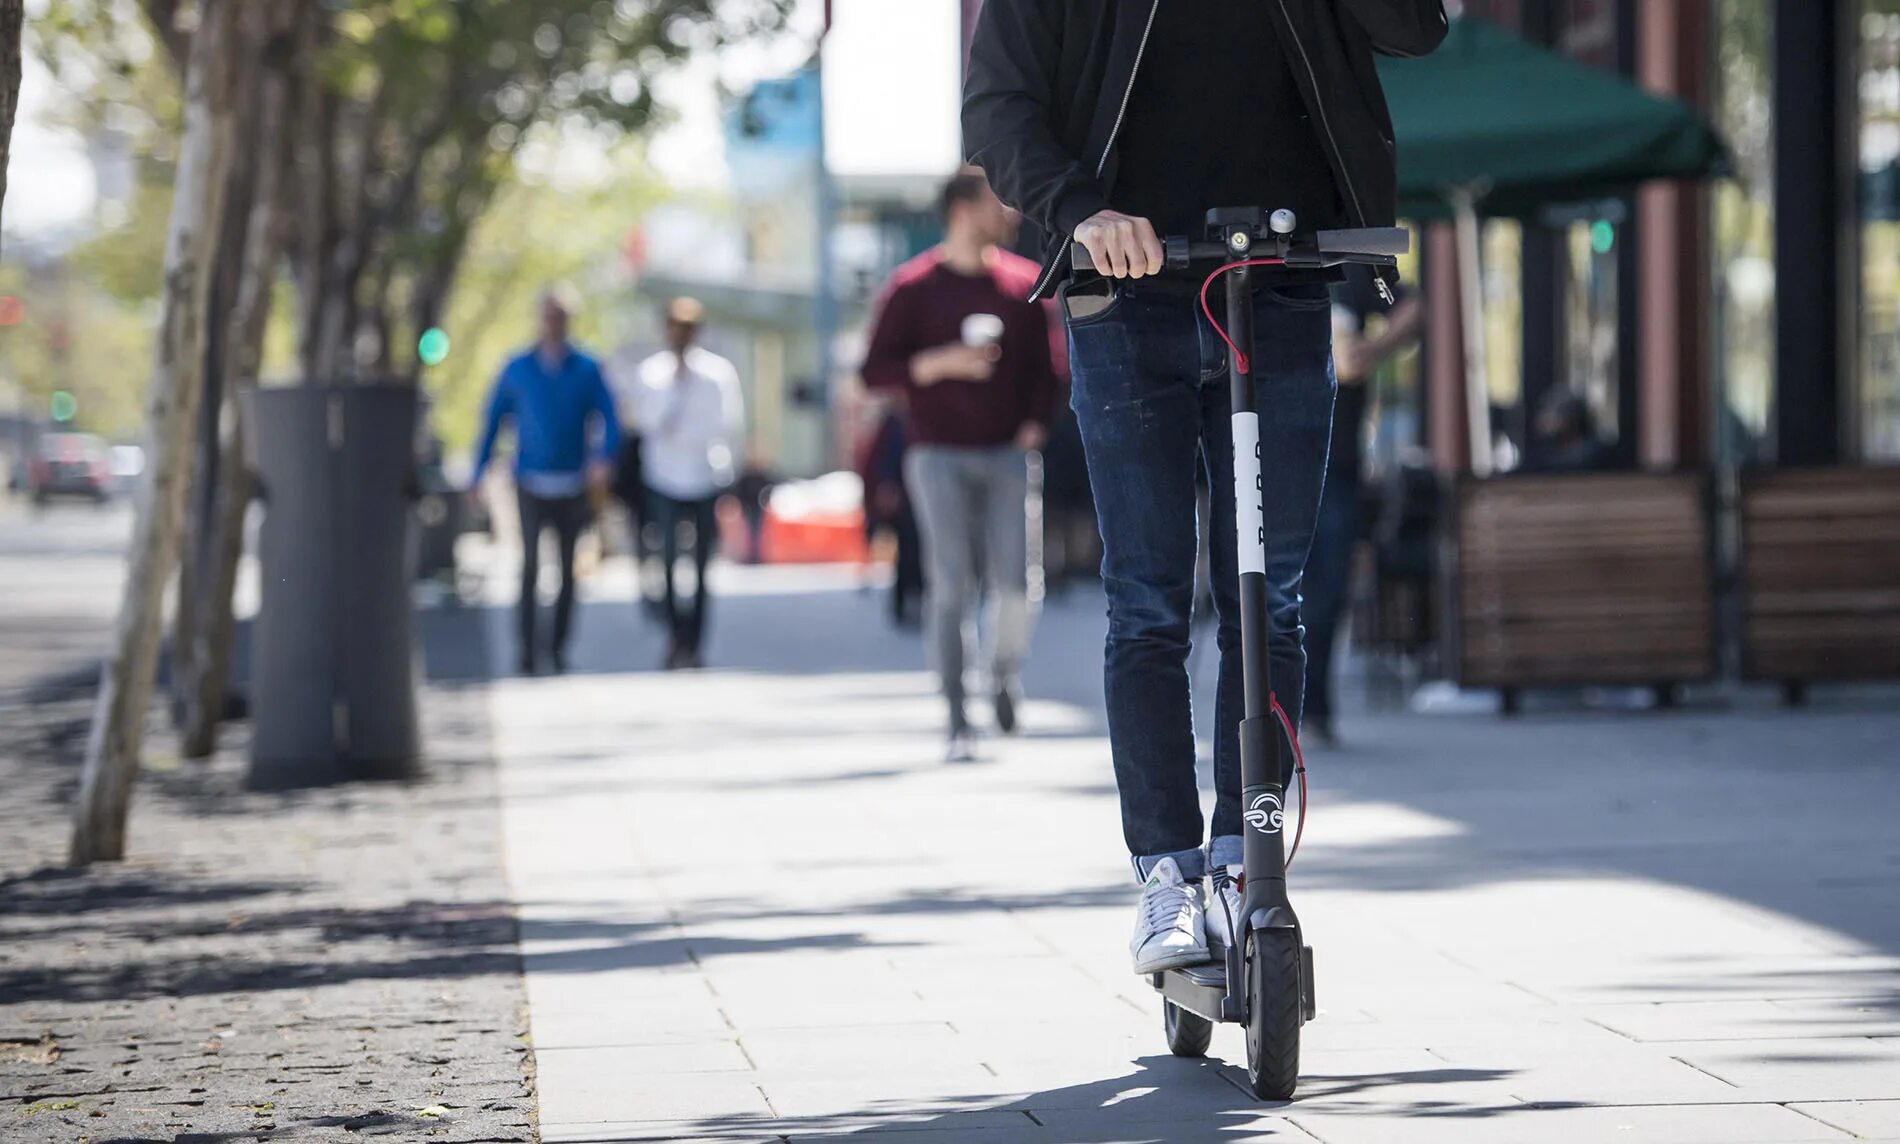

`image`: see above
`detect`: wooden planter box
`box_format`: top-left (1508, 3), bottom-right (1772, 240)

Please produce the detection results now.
top-left (1446, 472), bottom-right (1716, 698)
top-left (1740, 467), bottom-right (1900, 689)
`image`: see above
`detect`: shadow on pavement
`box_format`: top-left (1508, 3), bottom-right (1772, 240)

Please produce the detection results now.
top-left (546, 1059), bottom-right (1520, 1142)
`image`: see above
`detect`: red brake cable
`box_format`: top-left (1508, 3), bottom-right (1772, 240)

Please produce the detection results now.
top-left (1268, 693), bottom-right (1310, 867)
top-left (1197, 258), bottom-right (1287, 375)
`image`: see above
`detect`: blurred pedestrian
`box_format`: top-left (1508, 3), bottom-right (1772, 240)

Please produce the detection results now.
top-left (1526, 389), bottom-right (1613, 472)
top-left (470, 285), bottom-right (620, 675)
top-left (965, 0), bottom-right (1446, 971)
top-left (857, 406), bottom-right (925, 628)
top-left (734, 449), bottom-right (775, 565)
top-left (1304, 264), bottom-right (1423, 745)
top-left (862, 168), bottom-right (1060, 762)
top-left (626, 298), bottom-right (745, 670)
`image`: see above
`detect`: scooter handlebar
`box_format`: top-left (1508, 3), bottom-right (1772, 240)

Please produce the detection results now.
top-left (1067, 226), bottom-right (1410, 275)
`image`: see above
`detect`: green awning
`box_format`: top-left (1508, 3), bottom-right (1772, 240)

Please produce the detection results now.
top-left (1378, 19), bottom-right (1730, 219)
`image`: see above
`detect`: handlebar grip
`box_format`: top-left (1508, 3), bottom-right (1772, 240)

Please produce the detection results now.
top-left (1071, 236), bottom-right (1204, 274)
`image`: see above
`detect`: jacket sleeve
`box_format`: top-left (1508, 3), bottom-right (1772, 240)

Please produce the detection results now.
top-left (860, 279), bottom-right (922, 393)
top-left (1335, 0), bottom-right (1449, 58)
top-left (961, 0), bottom-right (1109, 240)
top-left (470, 372), bottom-right (512, 487)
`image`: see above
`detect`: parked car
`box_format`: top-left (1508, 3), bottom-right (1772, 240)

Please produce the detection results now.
top-left (26, 433), bottom-right (113, 503)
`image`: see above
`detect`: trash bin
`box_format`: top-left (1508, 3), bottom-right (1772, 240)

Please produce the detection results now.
top-left (244, 382), bottom-right (421, 789)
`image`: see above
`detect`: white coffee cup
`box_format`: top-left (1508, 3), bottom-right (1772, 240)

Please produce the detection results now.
top-left (962, 313), bottom-right (1005, 349)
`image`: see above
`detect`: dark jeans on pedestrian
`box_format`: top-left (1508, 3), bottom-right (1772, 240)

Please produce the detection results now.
top-left (1302, 469), bottom-right (1360, 729)
top-left (1065, 280), bottom-right (1335, 881)
top-left (650, 491), bottom-right (718, 653)
top-left (892, 502), bottom-right (925, 625)
top-left (517, 489), bottom-right (590, 667)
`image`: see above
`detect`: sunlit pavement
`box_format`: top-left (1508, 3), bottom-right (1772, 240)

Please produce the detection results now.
top-left (0, 496), bottom-right (135, 693)
top-left (477, 540), bottom-right (1900, 1143)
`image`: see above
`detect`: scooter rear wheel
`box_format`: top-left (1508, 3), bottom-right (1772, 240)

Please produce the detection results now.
top-left (1245, 930), bottom-right (1302, 1100)
top-left (1163, 999), bottom-right (1213, 1057)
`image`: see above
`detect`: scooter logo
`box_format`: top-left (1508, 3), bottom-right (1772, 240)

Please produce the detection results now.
top-left (1245, 792), bottom-right (1284, 834)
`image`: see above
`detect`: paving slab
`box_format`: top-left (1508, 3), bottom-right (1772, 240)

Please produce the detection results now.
top-left (1285, 1101), bottom-right (1850, 1144)
top-left (487, 559), bottom-right (1900, 1142)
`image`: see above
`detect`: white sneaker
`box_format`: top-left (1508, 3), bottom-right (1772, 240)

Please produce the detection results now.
top-left (1129, 857), bottom-right (1211, 974)
top-left (1205, 864), bottom-right (1245, 950)
top-left (945, 728), bottom-right (978, 763)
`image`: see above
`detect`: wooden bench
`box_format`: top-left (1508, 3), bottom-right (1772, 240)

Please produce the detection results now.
top-left (1740, 467), bottom-right (1900, 699)
top-left (1447, 472), bottom-right (1716, 709)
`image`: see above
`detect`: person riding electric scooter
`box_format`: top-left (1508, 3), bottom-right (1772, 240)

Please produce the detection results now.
top-left (964, 0), bottom-right (1447, 1099)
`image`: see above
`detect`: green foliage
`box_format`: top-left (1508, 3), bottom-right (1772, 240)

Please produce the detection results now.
top-left (24, 0), bottom-right (798, 408)
top-left (32, 0), bottom-right (180, 158)
top-left (319, 0), bottom-right (793, 374)
top-left (0, 261), bottom-right (154, 439)
top-left (65, 178), bottom-right (171, 302)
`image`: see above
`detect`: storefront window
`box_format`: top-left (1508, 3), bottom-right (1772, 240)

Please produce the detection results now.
top-left (1714, 0), bottom-right (1775, 465)
top-left (1562, 214), bottom-right (1623, 443)
top-left (1861, 4), bottom-right (1900, 460)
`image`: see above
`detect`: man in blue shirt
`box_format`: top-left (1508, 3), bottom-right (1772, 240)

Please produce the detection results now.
top-left (471, 287), bottom-right (620, 674)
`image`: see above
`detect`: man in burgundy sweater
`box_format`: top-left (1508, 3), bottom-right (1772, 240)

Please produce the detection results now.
top-left (862, 169), bottom-right (1061, 761)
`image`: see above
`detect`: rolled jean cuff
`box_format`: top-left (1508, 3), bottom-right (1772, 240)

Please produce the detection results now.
top-left (1134, 847), bottom-right (1207, 883)
top-left (1208, 834), bottom-right (1243, 873)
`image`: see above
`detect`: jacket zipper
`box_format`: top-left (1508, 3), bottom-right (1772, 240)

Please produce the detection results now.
top-left (1031, 0), bottom-right (1163, 302)
top-left (1272, 0), bottom-right (1396, 302)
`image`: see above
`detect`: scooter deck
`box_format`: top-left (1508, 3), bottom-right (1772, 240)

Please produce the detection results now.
top-left (1153, 960), bottom-right (1229, 1024)
top-left (1153, 942), bottom-right (1318, 1025)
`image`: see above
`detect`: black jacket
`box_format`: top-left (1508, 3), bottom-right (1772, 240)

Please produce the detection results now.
top-left (963, 0), bottom-right (1448, 299)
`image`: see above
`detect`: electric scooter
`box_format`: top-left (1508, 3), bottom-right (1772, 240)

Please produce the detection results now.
top-left (1072, 207), bottom-right (1410, 1099)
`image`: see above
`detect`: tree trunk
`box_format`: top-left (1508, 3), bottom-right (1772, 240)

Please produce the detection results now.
top-left (180, 1), bottom-right (306, 759)
top-left (172, 134), bottom-right (255, 730)
top-left (71, 0), bottom-right (243, 865)
top-left (0, 0), bottom-right (24, 251)
top-left (173, 5), bottom-right (276, 732)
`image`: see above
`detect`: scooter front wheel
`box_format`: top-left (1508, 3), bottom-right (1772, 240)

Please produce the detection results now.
top-left (1245, 930), bottom-right (1302, 1100)
top-left (1163, 999), bottom-right (1213, 1058)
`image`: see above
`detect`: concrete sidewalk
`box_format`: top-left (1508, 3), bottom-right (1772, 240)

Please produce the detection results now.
top-left (484, 555), bottom-right (1900, 1143)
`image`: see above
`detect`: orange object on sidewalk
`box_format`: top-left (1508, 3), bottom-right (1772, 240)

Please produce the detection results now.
top-left (759, 508), bottom-right (867, 565)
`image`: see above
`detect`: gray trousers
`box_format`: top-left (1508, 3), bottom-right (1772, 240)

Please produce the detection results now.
top-left (904, 444), bottom-right (1043, 724)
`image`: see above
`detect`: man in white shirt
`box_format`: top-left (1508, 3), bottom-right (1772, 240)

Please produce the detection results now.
top-left (620, 298), bottom-right (745, 669)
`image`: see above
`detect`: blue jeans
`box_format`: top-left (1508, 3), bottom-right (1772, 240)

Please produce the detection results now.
top-left (1066, 280), bottom-right (1335, 881)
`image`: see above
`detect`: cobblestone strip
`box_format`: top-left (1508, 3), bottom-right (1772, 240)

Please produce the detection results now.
top-left (0, 675), bottom-right (536, 1144)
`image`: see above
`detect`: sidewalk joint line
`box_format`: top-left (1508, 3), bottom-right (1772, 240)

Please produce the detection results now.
top-left (1502, 979), bottom-right (1560, 1005)
top-left (1583, 1015), bottom-right (1639, 1041)
top-left (1284, 1115), bottom-right (1332, 1143)
top-left (1667, 1055), bottom-right (1742, 1087)
top-left (1782, 1100), bottom-right (1865, 1139)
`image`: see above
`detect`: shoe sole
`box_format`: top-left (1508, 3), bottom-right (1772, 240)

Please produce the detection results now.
top-left (1132, 944), bottom-right (1214, 975)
